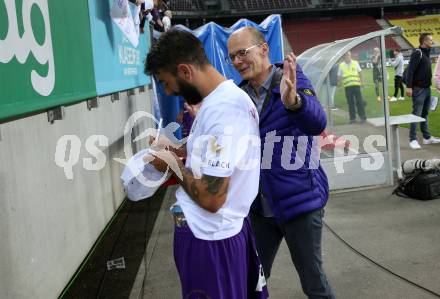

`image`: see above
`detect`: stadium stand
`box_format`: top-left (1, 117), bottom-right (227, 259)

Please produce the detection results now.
top-left (170, 0), bottom-right (440, 19)
top-left (283, 16), bottom-right (400, 54)
top-left (388, 14), bottom-right (440, 48)
top-left (230, 0), bottom-right (311, 11)
top-left (376, 18), bottom-right (412, 50)
top-left (169, 0), bottom-right (203, 11)
top-left (172, 0), bottom-right (314, 12)
top-left (342, 0), bottom-right (385, 4)
top-left (169, 0), bottom-right (440, 54)
top-left (383, 12), bottom-right (417, 19)
top-left (229, 0), bottom-right (246, 10)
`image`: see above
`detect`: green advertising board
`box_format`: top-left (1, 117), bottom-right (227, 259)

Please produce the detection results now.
top-left (1, 0), bottom-right (151, 121)
top-left (0, 0), bottom-right (96, 121)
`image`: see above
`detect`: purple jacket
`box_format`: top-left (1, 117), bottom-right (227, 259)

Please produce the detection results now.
top-left (241, 64), bottom-right (329, 223)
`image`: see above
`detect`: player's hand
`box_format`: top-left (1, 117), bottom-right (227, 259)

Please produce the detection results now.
top-left (143, 149), bottom-right (181, 174)
top-left (149, 133), bottom-right (186, 158)
top-left (280, 52), bottom-right (298, 107)
top-left (406, 88), bottom-right (412, 97)
top-left (149, 134), bottom-right (173, 151)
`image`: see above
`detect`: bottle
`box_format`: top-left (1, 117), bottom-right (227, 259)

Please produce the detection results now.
top-left (170, 204), bottom-right (187, 227)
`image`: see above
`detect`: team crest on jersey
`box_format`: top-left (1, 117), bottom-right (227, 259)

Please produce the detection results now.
top-left (209, 137), bottom-right (223, 153)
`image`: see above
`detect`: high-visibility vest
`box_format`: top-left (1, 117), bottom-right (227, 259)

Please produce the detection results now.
top-left (339, 61), bottom-right (361, 87)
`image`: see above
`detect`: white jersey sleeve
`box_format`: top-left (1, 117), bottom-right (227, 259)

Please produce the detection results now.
top-left (189, 102), bottom-right (255, 178)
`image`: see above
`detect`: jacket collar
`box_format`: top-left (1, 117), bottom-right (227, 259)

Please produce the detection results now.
top-left (419, 46), bottom-right (430, 56)
top-left (239, 63), bottom-right (283, 123)
top-left (238, 63), bottom-right (283, 91)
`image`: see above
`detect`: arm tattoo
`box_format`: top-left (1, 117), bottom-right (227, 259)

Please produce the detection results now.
top-left (190, 180), bottom-right (199, 200)
top-left (180, 167), bottom-right (197, 199)
top-left (177, 164), bottom-right (228, 210)
top-left (180, 171), bottom-right (224, 199)
top-left (202, 175), bottom-right (225, 196)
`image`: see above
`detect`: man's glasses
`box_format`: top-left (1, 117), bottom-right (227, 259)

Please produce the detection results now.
top-left (226, 44), bottom-right (262, 65)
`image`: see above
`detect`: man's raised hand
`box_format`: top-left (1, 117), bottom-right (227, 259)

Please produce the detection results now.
top-left (280, 52), bottom-right (298, 107)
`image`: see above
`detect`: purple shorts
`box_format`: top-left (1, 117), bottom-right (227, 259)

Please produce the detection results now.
top-left (173, 218), bottom-right (269, 299)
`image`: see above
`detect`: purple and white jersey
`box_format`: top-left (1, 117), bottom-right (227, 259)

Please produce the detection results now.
top-left (175, 80), bottom-right (261, 240)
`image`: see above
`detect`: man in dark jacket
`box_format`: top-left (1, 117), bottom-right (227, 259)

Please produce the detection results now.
top-left (406, 33), bottom-right (440, 149)
top-left (227, 26), bottom-right (335, 299)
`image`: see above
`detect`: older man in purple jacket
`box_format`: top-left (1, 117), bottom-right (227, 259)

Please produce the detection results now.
top-left (227, 27), bottom-right (335, 298)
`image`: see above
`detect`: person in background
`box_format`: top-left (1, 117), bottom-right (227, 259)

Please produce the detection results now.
top-left (144, 29), bottom-right (268, 299)
top-left (128, 0), bottom-right (146, 34)
top-left (162, 10), bottom-right (172, 32)
top-left (372, 47), bottom-right (383, 102)
top-left (139, 0), bottom-right (154, 34)
top-left (151, 0), bottom-right (164, 39)
top-left (176, 100), bottom-right (199, 138)
top-left (328, 63), bottom-right (339, 110)
top-left (338, 51), bottom-right (366, 124)
top-left (406, 33), bottom-right (440, 149)
top-left (227, 26), bottom-right (335, 299)
top-left (390, 48), bottom-right (405, 101)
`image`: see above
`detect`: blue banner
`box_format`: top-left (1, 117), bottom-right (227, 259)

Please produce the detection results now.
top-left (155, 15), bottom-right (283, 136)
top-left (177, 14), bottom-right (284, 84)
top-left (88, 0), bottom-right (151, 95)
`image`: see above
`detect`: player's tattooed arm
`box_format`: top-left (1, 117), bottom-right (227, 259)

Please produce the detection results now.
top-left (177, 166), bottom-right (230, 213)
top-left (147, 150), bottom-right (229, 213)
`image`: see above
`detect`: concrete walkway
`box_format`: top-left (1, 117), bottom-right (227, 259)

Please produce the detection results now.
top-left (138, 126), bottom-right (440, 299)
top-left (141, 186), bottom-right (440, 298)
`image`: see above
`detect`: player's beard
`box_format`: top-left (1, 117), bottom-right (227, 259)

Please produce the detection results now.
top-left (176, 77), bottom-right (203, 105)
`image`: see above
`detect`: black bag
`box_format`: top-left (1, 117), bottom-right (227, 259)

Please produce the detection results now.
top-left (394, 170), bottom-right (440, 200)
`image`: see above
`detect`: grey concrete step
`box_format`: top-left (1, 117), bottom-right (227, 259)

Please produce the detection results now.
top-left (376, 18), bottom-right (413, 50)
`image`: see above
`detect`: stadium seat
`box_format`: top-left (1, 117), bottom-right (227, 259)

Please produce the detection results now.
top-left (284, 16), bottom-right (400, 54)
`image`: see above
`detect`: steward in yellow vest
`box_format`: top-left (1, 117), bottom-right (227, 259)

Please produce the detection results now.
top-left (337, 51), bottom-right (366, 123)
top-left (339, 60), bottom-right (362, 87)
